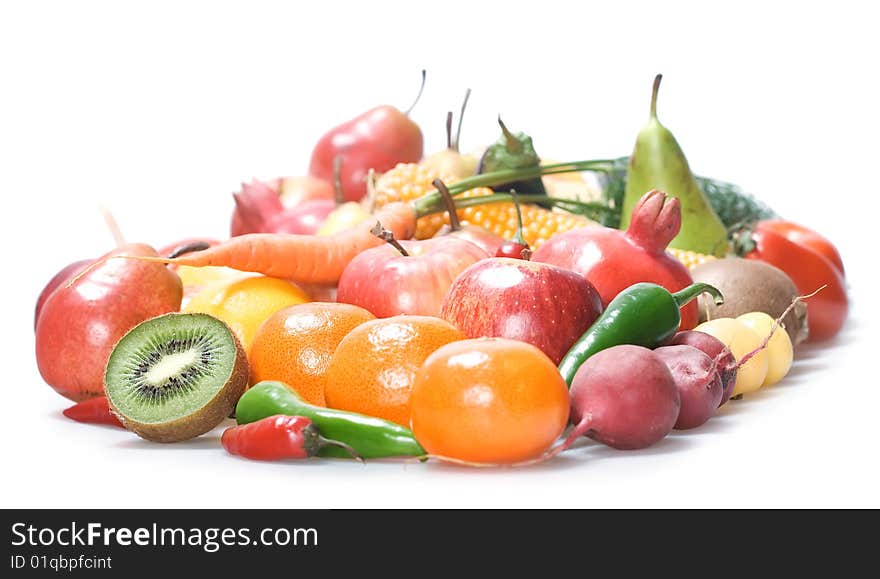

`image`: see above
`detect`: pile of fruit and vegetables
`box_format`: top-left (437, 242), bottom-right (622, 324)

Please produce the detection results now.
top-left (34, 73), bottom-right (849, 466)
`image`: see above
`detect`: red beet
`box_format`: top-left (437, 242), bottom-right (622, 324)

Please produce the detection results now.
top-left (565, 345), bottom-right (681, 450)
top-left (653, 345), bottom-right (723, 429)
top-left (667, 330), bottom-right (737, 406)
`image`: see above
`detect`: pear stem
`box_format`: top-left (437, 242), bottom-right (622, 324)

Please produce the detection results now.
top-left (498, 116), bottom-right (522, 154)
top-left (445, 111), bottom-right (453, 150)
top-left (651, 73), bottom-right (662, 120)
top-left (454, 88), bottom-right (471, 152)
top-left (404, 69), bottom-right (427, 117)
top-left (432, 178), bottom-right (461, 232)
top-left (332, 156), bottom-right (345, 205)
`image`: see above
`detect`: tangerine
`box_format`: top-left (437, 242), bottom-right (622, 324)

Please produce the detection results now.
top-left (324, 316), bottom-right (464, 427)
top-left (249, 302), bottom-right (375, 406)
top-left (409, 338), bottom-right (570, 464)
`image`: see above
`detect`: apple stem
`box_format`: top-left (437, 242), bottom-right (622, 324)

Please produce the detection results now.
top-left (332, 156), bottom-right (345, 206)
top-left (371, 221), bottom-right (409, 257)
top-left (498, 117), bottom-right (522, 154)
top-left (404, 69), bottom-right (427, 117)
top-left (453, 88), bottom-right (471, 152)
top-left (432, 178), bottom-right (462, 232)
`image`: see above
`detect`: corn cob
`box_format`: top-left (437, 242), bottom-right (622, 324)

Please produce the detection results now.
top-left (667, 248), bottom-right (717, 270)
top-left (374, 163), bottom-right (597, 249)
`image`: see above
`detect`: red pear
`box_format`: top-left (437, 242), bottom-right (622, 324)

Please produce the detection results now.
top-left (34, 243), bottom-right (183, 401)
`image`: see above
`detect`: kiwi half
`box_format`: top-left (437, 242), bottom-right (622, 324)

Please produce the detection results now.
top-left (104, 312), bottom-right (248, 443)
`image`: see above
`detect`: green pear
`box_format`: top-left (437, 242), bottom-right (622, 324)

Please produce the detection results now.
top-left (620, 75), bottom-right (729, 257)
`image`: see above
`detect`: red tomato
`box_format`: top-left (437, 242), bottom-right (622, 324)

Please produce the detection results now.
top-left (744, 226), bottom-right (848, 342)
top-left (757, 220), bottom-right (845, 276)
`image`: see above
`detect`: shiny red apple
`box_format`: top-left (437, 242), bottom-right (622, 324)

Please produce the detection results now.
top-left (440, 258), bottom-right (603, 365)
top-left (337, 236), bottom-right (489, 318)
top-left (35, 243), bottom-right (183, 401)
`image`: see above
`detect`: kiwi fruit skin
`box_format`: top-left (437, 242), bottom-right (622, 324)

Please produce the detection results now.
top-left (104, 313), bottom-right (249, 443)
top-left (691, 258), bottom-right (808, 346)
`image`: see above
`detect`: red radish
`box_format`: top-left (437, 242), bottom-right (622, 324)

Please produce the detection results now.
top-left (532, 189), bottom-right (699, 329)
top-left (667, 330), bottom-right (737, 406)
top-left (562, 345), bottom-right (680, 450)
top-left (653, 345), bottom-right (723, 429)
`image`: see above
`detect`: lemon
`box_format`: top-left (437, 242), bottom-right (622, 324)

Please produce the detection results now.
top-left (183, 276), bottom-right (310, 354)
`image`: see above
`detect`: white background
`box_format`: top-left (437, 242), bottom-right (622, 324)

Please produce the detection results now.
top-left (1, 1), bottom-right (877, 508)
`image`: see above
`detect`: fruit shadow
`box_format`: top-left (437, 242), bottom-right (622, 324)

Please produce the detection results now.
top-left (115, 435), bottom-right (222, 451)
top-left (418, 433), bottom-right (697, 475)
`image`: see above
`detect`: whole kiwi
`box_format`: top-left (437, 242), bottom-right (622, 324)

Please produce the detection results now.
top-left (690, 258), bottom-right (808, 346)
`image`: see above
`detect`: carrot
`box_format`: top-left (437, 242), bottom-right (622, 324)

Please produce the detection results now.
top-left (109, 161), bottom-right (617, 285)
top-left (127, 202), bottom-right (417, 284)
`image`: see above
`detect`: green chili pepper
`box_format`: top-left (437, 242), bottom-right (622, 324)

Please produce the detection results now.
top-left (235, 381), bottom-right (426, 459)
top-left (558, 282), bottom-right (724, 386)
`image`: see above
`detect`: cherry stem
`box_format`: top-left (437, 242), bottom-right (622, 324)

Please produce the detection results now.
top-left (371, 221), bottom-right (409, 257)
top-left (432, 178), bottom-right (462, 232)
top-left (510, 190), bottom-right (528, 248)
top-left (454, 88), bottom-right (471, 152)
top-left (332, 155), bottom-right (345, 205)
top-left (445, 111), bottom-right (453, 150)
top-left (498, 116), bottom-right (522, 154)
top-left (404, 69), bottom-right (427, 117)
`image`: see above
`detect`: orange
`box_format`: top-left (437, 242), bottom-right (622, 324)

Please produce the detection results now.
top-left (410, 338), bottom-right (570, 464)
top-left (183, 275), bottom-right (310, 353)
top-left (324, 316), bottom-right (465, 427)
top-left (249, 302), bottom-right (375, 406)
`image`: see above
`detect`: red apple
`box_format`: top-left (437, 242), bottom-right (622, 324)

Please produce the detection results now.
top-left (337, 237), bottom-right (489, 318)
top-left (440, 258), bottom-right (603, 365)
top-left (35, 243), bottom-right (183, 401)
top-left (34, 258), bottom-right (92, 330)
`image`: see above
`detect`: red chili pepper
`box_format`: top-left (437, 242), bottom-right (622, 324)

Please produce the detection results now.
top-left (62, 396), bottom-right (125, 428)
top-left (221, 415), bottom-right (361, 462)
top-left (743, 224), bottom-right (848, 342)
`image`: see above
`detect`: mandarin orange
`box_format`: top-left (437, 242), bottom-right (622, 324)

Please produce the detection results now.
top-left (324, 316), bottom-right (464, 427)
top-left (248, 302), bottom-right (375, 406)
top-left (410, 338), bottom-right (570, 464)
